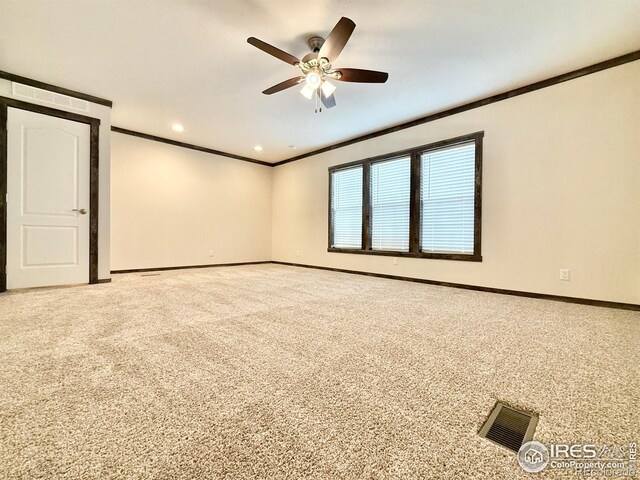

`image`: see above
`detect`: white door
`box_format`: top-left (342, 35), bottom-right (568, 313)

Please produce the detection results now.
top-left (6, 107), bottom-right (90, 289)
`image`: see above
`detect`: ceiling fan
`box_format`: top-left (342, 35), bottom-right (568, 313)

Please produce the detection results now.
top-left (247, 17), bottom-right (388, 112)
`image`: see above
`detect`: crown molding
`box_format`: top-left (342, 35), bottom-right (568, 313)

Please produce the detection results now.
top-left (111, 127), bottom-right (271, 166)
top-left (273, 49), bottom-right (640, 167)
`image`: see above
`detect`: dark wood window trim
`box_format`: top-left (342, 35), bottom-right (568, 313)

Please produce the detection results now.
top-left (326, 163), bottom-right (365, 252)
top-left (328, 132), bottom-right (483, 262)
top-left (0, 97), bottom-right (101, 292)
top-left (362, 162), bottom-right (371, 251)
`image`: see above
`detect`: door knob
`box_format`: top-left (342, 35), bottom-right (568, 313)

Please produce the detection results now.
top-left (72, 208), bottom-right (87, 215)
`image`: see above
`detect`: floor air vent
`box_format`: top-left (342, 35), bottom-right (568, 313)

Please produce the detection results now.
top-left (478, 402), bottom-right (538, 452)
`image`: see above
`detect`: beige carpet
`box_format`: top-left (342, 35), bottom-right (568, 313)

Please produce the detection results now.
top-left (0, 264), bottom-right (638, 479)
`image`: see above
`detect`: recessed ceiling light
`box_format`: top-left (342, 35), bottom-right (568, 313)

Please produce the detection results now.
top-left (288, 145), bottom-right (297, 149)
top-left (171, 123), bottom-right (184, 132)
top-left (254, 145), bottom-right (263, 151)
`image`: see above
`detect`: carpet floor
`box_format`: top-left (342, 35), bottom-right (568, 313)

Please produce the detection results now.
top-left (0, 264), bottom-right (638, 479)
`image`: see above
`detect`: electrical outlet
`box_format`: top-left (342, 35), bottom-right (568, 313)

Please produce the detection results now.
top-left (560, 269), bottom-right (570, 281)
top-left (209, 250), bottom-right (215, 257)
top-left (296, 249), bottom-right (300, 257)
top-left (393, 257), bottom-right (398, 265)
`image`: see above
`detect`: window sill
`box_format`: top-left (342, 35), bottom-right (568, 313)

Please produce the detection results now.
top-left (327, 247), bottom-right (482, 262)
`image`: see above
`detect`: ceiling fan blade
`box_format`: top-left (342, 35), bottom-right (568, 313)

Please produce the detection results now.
top-left (262, 77), bottom-right (303, 95)
top-left (320, 91), bottom-right (336, 109)
top-left (335, 68), bottom-right (389, 83)
top-left (247, 37), bottom-right (300, 65)
top-left (318, 17), bottom-right (356, 63)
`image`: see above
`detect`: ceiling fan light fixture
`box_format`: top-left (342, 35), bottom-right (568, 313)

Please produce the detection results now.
top-left (300, 84), bottom-right (314, 100)
top-left (305, 71), bottom-right (321, 90)
top-left (321, 80), bottom-right (336, 97)
top-left (247, 17), bottom-right (388, 112)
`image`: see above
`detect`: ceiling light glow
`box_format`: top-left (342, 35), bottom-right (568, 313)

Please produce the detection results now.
top-left (254, 145), bottom-right (263, 151)
top-left (305, 72), bottom-right (321, 90)
top-left (171, 123), bottom-right (184, 132)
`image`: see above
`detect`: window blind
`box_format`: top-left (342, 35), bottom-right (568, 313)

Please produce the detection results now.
top-left (420, 142), bottom-right (475, 254)
top-left (330, 166), bottom-right (363, 249)
top-left (370, 156), bottom-right (411, 252)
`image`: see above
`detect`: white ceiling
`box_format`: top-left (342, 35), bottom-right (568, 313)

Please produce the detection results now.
top-left (1, 0), bottom-right (639, 163)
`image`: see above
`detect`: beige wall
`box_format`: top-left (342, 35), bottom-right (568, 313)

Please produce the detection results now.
top-left (272, 62), bottom-right (640, 304)
top-left (111, 133), bottom-right (272, 270)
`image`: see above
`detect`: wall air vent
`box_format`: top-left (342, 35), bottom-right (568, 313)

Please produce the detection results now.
top-left (478, 402), bottom-right (538, 452)
top-left (11, 82), bottom-right (90, 112)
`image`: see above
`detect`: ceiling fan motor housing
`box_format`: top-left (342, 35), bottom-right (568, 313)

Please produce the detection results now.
top-left (306, 36), bottom-right (325, 53)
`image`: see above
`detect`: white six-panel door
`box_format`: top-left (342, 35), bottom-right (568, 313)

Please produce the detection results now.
top-left (6, 108), bottom-right (90, 289)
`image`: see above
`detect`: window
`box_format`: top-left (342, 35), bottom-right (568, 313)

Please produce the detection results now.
top-left (370, 156), bottom-right (411, 251)
top-left (421, 142), bottom-right (476, 254)
top-left (329, 165), bottom-right (363, 249)
top-left (328, 132), bottom-right (482, 261)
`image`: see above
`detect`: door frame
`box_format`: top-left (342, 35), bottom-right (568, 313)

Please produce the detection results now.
top-left (0, 97), bottom-right (101, 292)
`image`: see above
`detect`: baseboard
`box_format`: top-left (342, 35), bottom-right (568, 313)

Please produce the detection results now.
top-left (271, 261), bottom-right (640, 311)
top-left (111, 261), bottom-right (272, 274)
top-left (96, 278), bottom-right (112, 284)
top-left (109, 259), bottom-right (639, 311)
